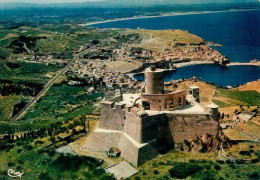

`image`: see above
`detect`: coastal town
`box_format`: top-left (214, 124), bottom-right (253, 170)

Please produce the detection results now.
top-left (10, 29), bottom-right (231, 93)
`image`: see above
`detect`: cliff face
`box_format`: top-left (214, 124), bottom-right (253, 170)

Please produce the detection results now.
top-left (174, 132), bottom-right (231, 152)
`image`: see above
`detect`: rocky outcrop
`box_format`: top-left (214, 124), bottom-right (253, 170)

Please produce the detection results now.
top-left (250, 59), bottom-right (260, 63)
top-left (175, 131), bottom-right (231, 153)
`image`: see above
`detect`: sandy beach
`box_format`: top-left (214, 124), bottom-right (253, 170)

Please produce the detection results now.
top-left (173, 61), bottom-right (215, 68)
top-left (227, 62), bottom-right (260, 67)
top-left (80, 9), bottom-right (260, 27)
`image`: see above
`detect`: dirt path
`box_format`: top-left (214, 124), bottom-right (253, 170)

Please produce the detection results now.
top-left (209, 88), bottom-right (216, 104)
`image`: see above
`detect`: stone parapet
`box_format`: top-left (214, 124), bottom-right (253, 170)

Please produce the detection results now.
top-left (99, 101), bottom-right (125, 131)
top-left (141, 90), bottom-right (186, 111)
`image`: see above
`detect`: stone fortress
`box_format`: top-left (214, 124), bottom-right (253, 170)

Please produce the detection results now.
top-left (83, 66), bottom-right (221, 167)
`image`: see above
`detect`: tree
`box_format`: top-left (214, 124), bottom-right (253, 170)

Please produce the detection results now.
top-left (221, 113), bottom-right (225, 119)
top-left (50, 136), bottom-right (56, 143)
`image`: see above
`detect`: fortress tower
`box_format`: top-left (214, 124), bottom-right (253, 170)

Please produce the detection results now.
top-left (142, 67), bottom-right (186, 111)
top-left (144, 66), bottom-right (164, 94)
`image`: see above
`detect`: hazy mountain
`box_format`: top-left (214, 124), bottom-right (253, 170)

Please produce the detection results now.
top-left (0, 0), bottom-right (259, 9)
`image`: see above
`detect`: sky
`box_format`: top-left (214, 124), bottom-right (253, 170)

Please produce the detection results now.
top-left (0, 0), bottom-right (259, 4)
top-left (0, 0), bottom-right (104, 3)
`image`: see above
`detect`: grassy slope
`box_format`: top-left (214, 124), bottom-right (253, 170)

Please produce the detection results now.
top-left (0, 24), bottom-right (119, 60)
top-left (22, 85), bottom-right (101, 126)
top-left (0, 139), bottom-right (113, 180)
top-left (0, 84), bottom-right (101, 134)
top-left (131, 151), bottom-right (260, 180)
top-left (0, 61), bottom-right (61, 84)
top-left (119, 29), bottom-right (204, 52)
top-left (214, 88), bottom-right (260, 107)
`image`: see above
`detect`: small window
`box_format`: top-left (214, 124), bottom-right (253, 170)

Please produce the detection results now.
top-left (178, 97), bottom-right (182, 106)
top-left (169, 99), bottom-right (174, 108)
top-left (142, 101), bottom-right (150, 110)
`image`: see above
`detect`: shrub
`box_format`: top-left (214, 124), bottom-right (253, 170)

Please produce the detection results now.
top-left (53, 154), bottom-right (101, 171)
top-left (34, 140), bottom-right (44, 146)
top-left (239, 151), bottom-right (251, 156)
top-left (17, 149), bottom-right (23, 153)
top-left (214, 164), bottom-right (221, 170)
top-left (158, 162), bottom-right (166, 165)
top-left (39, 173), bottom-right (52, 180)
top-left (251, 159), bottom-right (259, 163)
top-left (169, 162), bottom-right (202, 179)
top-left (204, 164), bottom-right (211, 170)
top-left (163, 175), bottom-right (171, 180)
top-left (235, 159), bottom-right (244, 164)
top-left (200, 170), bottom-right (216, 180)
top-left (18, 160), bottom-right (24, 164)
top-left (255, 152), bottom-right (260, 159)
top-left (229, 163), bottom-right (236, 169)
top-left (249, 172), bottom-right (259, 179)
top-left (16, 141), bottom-right (24, 146)
top-left (49, 136), bottom-right (56, 143)
top-left (7, 162), bottom-right (15, 167)
top-left (48, 149), bottom-right (56, 157)
top-left (217, 160), bottom-right (224, 164)
top-left (218, 177), bottom-right (225, 180)
top-left (153, 170), bottom-right (159, 175)
top-left (226, 160), bottom-right (233, 164)
top-left (37, 148), bottom-right (46, 154)
top-left (135, 177), bottom-right (141, 180)
top-left (23, 144), bottom-right (33, 150)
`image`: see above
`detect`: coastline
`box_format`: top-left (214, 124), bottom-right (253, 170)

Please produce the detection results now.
top-left (127, 61), bottom-right (260, 80)
top-left (80, 8), bottom-right (260, 27)
top-left (173, 61), bottom-right (215, 68)
top-left (227, 62), bottom-right (260, 67)
top-left (174, 61), bottom-right (260, 68)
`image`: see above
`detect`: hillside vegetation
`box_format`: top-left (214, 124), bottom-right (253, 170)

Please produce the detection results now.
top-left (119, 29), bottom-right (205, 52)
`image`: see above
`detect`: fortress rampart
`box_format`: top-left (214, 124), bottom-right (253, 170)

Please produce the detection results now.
top-left (166, 114), bottom-right (219, 144)
top-left (84, 67), bottom-right (220, 167)
top-left (99, 101), bottom-right (125, 131)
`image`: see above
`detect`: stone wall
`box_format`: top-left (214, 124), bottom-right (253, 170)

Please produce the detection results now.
top-left (99, 101), bottom-right (125, 131)
top-left (119, 134), bottom-right (140, 167)
top-left (82, 131), bottom-right (122, 154)
top-left (124, 108), bottom-right (167, 144)
top-left (124, 107), bottom-right (142, 143)
top-left (137, 140), bottom-right (159, 166)
top-left (140, 113), bottom-right (166, 143)
top-left (166, 114), bottom-right (219, 144)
